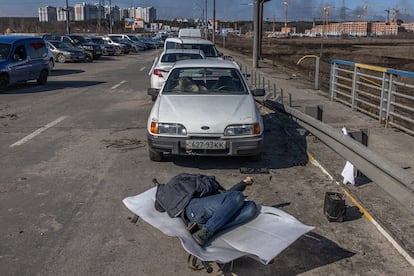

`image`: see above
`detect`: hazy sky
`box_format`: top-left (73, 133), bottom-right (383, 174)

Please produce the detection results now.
top-left (0, 0), bottom-right (411, 22)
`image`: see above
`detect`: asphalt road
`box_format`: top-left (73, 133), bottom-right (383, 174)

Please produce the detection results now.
top-left (0, 51), bottom-right (412, 275)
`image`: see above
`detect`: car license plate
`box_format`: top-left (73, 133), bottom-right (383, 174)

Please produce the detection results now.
top-left (185, 140), bottom-right (226, 150)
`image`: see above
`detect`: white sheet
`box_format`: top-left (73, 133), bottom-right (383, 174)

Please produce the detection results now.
top-left (123, 187), bottom-right (314, 264)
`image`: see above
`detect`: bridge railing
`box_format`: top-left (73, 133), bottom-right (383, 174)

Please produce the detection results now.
top-left (330, 59), bottom-right (414, 135)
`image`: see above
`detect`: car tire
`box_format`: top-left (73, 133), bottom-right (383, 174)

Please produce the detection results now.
top-left (0, 74), bottom-right (9, 89)
top-left (57, 53), bottom-right (66, 63)
top-left (151, 95), bottom-right (157, 102)
top-left (37, 70), bottom-right (48, 85)
top-left (85, 55), bottom-right (93, 63)
top-left (149, 149), bottom-right (163, 161)
top-left (49, 58), bottom-right (54, 71)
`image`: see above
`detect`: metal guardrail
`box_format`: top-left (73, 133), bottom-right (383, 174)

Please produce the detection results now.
top-left (234, 57), bottom-right (414, 215)
top-left (330, 59), bottom-right (414, 135)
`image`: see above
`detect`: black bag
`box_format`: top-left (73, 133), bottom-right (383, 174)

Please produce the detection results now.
top-left (324, 192), bottom-right (346, 222)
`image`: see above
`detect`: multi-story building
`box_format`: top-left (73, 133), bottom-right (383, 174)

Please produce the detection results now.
top-left (39, 3), bottom-right (154, 24)
top-left (56, 7), bottom-right (75, 22)
top-left (38, 6), bottom-right (57, 22)
top-left (306, 21), bottom-right (404, 37)
top-left (134, 7), bottom-right (156, 23)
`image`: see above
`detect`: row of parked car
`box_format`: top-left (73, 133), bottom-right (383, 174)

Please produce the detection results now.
top-left (43, 33), bottom-right (163, 64)
top-left (145, 30), bottom-right (266, 161)
top-left (0, 33), bottom-right (162, 90)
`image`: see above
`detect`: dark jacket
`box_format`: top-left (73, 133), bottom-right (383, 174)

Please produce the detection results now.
top-left (155, 173), bottom-right (248, 218)
top-left (155, 173), bottom-right (223, 218)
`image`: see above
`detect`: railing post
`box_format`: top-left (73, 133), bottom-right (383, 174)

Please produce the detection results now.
top-left (386, 74), bottom-right (396, 128)
top-left (351, 66), bottom-right (360, 110)
top-left (329, 62), bottom-right (336, 100)
top-left (315, 57), bottom-right (320, 90)
top-left (379, 72), bottom-right (388, 123)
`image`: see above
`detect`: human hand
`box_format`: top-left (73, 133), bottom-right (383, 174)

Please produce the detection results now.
top-left (243, 176), bottom-right (254, 185)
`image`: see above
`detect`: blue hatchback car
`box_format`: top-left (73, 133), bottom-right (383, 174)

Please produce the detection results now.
top-left (0, 36), bottom-right (50, 89)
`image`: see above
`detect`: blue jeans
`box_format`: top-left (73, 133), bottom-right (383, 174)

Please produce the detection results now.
top-left (185, 191), bottom-right (258, 234)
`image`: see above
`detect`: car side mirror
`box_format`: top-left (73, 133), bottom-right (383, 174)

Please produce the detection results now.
top-left (147, 88), bottom-right (160, 97)
top-left (252, 88), bottom-right (265, 96)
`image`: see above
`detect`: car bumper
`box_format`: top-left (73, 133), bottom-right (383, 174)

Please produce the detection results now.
top-left (147, 134), bottom-right (263, 156)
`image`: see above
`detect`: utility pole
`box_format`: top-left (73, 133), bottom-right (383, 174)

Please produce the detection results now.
top-left (253, 0), bottom-right (259, 68)
top-left (65, 0), bottom-right (70, 34)
top-left (253, 0), bottom-right (270, 69)
top-left (213, 0), bottom-right (216, 44)
top-left (205, 0), bottom-right (208, 39)
top-left (108, 0), bottom-right (113, 34)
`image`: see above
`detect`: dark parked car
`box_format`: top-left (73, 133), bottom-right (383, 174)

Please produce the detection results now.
top-left (0, 36), bottom-right (49, 89)
top-left (87, 36), bottom-right (116, 56)
top-left (46, 40), bottom-right (87, 63)
top-left (43, 34), bottom-right (102, 60)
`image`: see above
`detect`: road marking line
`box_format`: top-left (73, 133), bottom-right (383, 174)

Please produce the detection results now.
top-left (308, 150), bottom-right (414, 267)
top-left (9, 116), bottom-right (68, 148)
top-left (139, 66), bottom-right (146, 71)
top-left (111, 80), bottom-right (126, 89)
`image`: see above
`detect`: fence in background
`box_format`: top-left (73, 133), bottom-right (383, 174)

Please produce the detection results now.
top-left (329, 59), bottom-right (414, 135)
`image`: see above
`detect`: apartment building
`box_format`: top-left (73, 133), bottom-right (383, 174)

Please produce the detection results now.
top-left (38, 6), bottom-right (57, 22)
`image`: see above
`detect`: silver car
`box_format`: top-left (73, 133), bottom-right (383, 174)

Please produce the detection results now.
top-left (148, 49), bottom-right (205, 100)
top-left (147, 59), bottom-right (265, 161)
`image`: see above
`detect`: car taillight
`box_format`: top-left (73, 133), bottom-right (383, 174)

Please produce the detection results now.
top-left (153, 69), bottom-right (165, 78)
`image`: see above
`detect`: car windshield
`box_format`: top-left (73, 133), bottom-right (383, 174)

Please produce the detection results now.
top-left (0, 43), bottom-right (11, 60)
top-left (160, 53), bottom-right (203, 63)
top-left (163, 67), bottom-right (247, 95)
top-left (180, 44), bottom-right (218, 57)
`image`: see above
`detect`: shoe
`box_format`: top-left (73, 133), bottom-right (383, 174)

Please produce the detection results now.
top-left (192, 227), bottom-right (213, 246)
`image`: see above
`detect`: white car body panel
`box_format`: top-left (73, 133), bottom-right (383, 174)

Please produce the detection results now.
top-left (151, 94), bottom-right (257, 135)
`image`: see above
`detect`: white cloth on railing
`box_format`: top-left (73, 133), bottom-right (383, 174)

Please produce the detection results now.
top-left (123, 187), bottom-right (314, 264)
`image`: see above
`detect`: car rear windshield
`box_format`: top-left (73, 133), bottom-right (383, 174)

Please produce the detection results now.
top-left (0, 43), bottom-right (11, 60)
top-left (163, 67), bottom-right (248, 95)
top-left (161, 53), bottom-right (203, 63)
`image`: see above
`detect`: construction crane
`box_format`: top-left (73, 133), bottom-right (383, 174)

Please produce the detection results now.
top-left (362, 1), bottom-right (383, 22)
top-left (385, 8), bottom-right (390, 24)
top-left (282, 1), bottom-right (289, 28)
top-left (306, 5), bottom-right (336, 36)
top-left (392, 7), bottom-right (399, 23)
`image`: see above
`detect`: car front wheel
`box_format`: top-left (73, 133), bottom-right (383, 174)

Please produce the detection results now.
top-left (57, 53), bottom-right (66, 63)
top-left (37, 70), bottom-right (48, 85)
top-left (149, 148), bottom-right (163, 161)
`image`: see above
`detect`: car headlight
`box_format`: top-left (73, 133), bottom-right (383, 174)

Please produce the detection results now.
top-left (150, 122), bottom-right (187, 135)
top-left (224, 123), bottom-right (261, 136)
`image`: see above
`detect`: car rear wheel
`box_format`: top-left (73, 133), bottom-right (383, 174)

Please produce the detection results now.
top-left (57, 53), bottom-right (66, 63)
top-left (0, 74), bottom-right (8, 89)
top-left (149, 149), bottom-right (163, 161)
top-left (37, 70), bottom-right (48, 85)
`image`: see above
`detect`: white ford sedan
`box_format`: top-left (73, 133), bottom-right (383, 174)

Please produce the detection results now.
top-left (147, 59), bottom-right (265, 161)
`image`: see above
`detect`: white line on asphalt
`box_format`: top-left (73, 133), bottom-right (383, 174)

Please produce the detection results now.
top-left (139, 66), bottom-right (146, 71)
top-left (111, 80), bottom-right (127, 89)
top-left (9, 116), bottom-right (68, 148)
